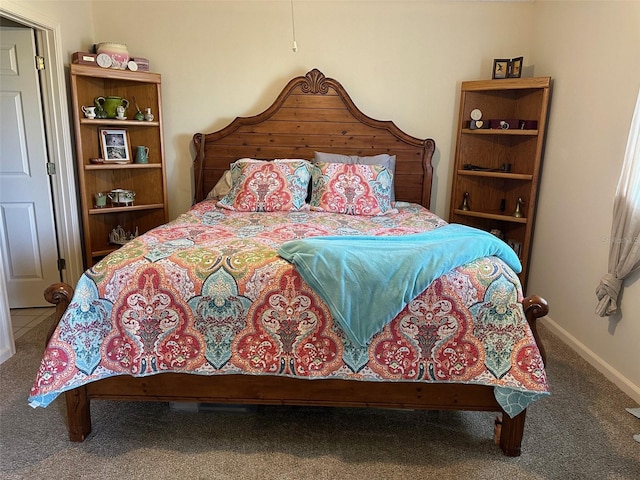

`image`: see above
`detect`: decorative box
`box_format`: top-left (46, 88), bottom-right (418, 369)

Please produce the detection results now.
top-left (131, 57), bottom-right (150, 71)
top-left (489, 119), bottom-right (520, 130)
top-left (468, 120), bottom-right (490, 129)
top-left (519, 120), bottom-right (538, 130)
top-left (72, 52), bottom-right (97, 65)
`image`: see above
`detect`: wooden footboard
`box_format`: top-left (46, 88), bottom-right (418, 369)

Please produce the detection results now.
top-left (43, 283), bottom-right (548, 456)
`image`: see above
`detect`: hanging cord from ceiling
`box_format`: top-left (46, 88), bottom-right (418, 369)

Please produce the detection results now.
top-left (290, 0), bottom-right (298, 52)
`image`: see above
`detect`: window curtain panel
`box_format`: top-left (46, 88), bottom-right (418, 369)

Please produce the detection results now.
top-left (595, 88), bottom-right (640, 317)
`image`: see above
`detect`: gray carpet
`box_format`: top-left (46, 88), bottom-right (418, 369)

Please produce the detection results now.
top-left (1, 315), bottom-right (638, 480)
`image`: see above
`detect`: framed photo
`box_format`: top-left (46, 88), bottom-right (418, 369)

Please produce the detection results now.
top-left (492, 59), bottom-right (510, 79)
top-left (99, 128), bottom-right (131, 163)
top-left (507, 239), bottom-right (522, 258)
top-left (509, 56), bottom-right (523, 78)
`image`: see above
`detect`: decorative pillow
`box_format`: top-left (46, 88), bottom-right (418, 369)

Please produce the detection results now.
top-left (313, 151), bottom-right (397, 202)
top-left (309, 161), bottom-right (397, 216)
top-left (216, 158), bottom-right (312, 212)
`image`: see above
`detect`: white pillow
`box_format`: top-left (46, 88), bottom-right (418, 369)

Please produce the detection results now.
top-left (206, 170), bottom-right (232, 200)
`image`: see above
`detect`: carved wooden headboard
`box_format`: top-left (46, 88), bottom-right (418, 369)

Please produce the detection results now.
top-left (193, 68), bottom-right (434, 208)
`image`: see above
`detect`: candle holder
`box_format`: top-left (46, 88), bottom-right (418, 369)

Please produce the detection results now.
top-left (513, 197), bottom-right (524, 218)
top-left (460, 192), bottom-right (470, 211)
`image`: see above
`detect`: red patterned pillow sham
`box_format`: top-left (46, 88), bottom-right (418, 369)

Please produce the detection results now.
top-left (314, 151), bottom-right (397, 203)
top-left (309, 161), bottom-right (397, 216)
top-left (217, 159), bottom-right (312, 212)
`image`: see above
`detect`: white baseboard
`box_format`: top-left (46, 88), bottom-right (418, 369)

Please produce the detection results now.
top-left (542, 316), bottom-right (640, 405)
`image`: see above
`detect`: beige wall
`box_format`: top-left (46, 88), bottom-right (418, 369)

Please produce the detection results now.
top-left (3, 0), bottom-right (95, 62)
top-left (529, 1), bottom-right (640, 400)
top-left (91, 0), bottom-right (535, 219)
top-left (7, 1), bottom-right (639, 401)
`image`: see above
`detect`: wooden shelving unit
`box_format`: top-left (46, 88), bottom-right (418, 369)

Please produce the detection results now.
top-left (449, 77), bottom-right (552, 290)
top-left (69, 64), bottom-right (168, 267)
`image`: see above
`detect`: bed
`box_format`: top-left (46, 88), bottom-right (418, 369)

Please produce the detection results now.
top-left (30, 69), bottom-right (549, 456)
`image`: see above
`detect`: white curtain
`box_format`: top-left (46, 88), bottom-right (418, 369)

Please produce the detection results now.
top-left (595, 88), bottom-right (640, 317)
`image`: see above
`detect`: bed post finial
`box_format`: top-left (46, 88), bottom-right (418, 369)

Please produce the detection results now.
top-left (302, 69), bottom-right (329, 94)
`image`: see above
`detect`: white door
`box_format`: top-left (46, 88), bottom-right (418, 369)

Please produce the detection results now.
top-left (0, 26), bottom-right (59, 307)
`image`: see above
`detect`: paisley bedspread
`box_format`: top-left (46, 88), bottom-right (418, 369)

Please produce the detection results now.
top-left (29, 201), bottom-right (549, 416)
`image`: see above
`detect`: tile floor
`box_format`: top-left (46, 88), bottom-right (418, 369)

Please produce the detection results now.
top-left (10, 307), bottom-right (55, 340)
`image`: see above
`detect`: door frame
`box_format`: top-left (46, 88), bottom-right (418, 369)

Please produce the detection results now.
top-left (0, 2), bottom-right (83, 284)
top-left (0, 1), bottom-right (83, 362)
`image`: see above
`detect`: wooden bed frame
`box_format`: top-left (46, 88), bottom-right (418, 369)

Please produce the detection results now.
top-left (192, 68), bottom-right (432, 207)
top-left (45, 69), bottom-right (548, 456)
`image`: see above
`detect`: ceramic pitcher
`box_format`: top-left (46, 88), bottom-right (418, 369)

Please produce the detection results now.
top-left (81, 106), bottom-right (96, 119)
top-left (134, 146), bottom-right (149, 164)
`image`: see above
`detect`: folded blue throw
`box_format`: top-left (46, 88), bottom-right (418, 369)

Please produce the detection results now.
top-left (278, 224), bottom-right (522, 347)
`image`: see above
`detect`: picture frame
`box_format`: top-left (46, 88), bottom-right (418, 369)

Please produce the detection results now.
top-left (99, 128), bottom-right (131, 163)
top-left (492, 59), bottom-right (510, 79)
top-left (509, 56), bottom-right (523, 78)
top-left (507, 239), bottom-right (522, 258)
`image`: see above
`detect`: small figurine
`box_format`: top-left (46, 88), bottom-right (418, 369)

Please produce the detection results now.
top-left (109, 225), bottom-right (139, 245)
top-left (95, 104), bottom-right (107, 119)
top-left (490, 229), bottom-right (504, 239)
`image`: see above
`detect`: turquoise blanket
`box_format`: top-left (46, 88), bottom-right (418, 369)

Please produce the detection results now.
top-left (278, 224), bottom-right (522, 347)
